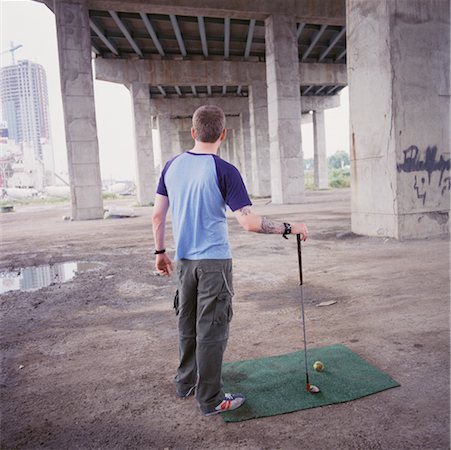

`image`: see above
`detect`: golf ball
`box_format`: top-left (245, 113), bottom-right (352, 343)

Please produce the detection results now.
top-left (313, 361), bottom-right (324, 372)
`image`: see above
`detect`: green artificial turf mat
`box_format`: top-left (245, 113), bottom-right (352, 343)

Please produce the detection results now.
top-left (221, 344), bottom-right (400, 422)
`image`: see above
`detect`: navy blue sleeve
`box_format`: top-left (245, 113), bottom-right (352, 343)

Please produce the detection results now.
top-left (156, 156), bottom-right (179, 196)
top-left (213, 155), bottom-right (252, 211)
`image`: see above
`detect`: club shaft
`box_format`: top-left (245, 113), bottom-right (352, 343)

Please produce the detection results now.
top-left (300, 284), bottom-right (309, 384)
top-left (297, 234), bottom-right (310, 386)
top-left (297, 233), bottom-right (303, 286)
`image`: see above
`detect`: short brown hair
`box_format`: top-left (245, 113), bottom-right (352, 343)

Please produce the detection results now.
top-left (192, 105), bottom-right (226, 143)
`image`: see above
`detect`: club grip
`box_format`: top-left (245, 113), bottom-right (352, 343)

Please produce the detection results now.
top-left (297, 234), bottom-right (303, 286)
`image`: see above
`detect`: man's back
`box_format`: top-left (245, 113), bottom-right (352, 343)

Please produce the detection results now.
top-left (157, 151), bottom-right (250, 261)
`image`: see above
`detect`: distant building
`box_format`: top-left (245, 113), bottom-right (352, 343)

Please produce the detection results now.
top-left (0, 120), bottom-right (7, 144)
top-left (0, 60), bottom-right (55, 187)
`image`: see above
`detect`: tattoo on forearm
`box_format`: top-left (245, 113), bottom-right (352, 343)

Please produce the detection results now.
top-left (239, 206), bottom-right (252, 216)
top-left (259, 217), bottom-right (284, 234)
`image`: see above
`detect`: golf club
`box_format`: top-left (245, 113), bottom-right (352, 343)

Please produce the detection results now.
top-left (297, 233), bottom-right (320, 394)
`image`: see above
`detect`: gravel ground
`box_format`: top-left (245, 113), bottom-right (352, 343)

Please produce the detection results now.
top-left (0, 189), bottom-right (449, 449)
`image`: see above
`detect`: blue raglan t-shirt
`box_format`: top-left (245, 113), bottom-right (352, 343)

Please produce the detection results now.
top-left (156, 151), bottom-right (252, 260)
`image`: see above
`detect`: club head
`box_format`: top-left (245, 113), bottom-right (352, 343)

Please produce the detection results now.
top-left (307, 384), bottom-right (320, 394)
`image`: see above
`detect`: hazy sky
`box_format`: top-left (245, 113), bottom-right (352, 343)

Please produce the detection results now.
top-left (1, 0), bottom-right (350, 181)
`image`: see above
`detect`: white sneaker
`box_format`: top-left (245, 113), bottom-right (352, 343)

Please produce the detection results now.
top-left (203, 393), bottom-right (245, 416)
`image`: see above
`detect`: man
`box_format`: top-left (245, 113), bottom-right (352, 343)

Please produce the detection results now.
top-left (152, 105), bottom-right (308, 416)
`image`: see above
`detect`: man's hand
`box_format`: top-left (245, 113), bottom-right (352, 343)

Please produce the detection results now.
top-left (291, 223), bottom-right (309, 241)
top-left (155, 253), bottom-right (173, 276)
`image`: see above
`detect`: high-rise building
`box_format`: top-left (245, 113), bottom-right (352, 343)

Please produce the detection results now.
top-left (0, 59), bottom-right (54, 186)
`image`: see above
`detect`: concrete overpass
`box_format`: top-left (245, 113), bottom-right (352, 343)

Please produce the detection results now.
top-left (38, 0), bottom-right (450, 239)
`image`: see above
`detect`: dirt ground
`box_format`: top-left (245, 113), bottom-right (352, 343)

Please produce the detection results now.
top-left (0, 188), bottom-right (449, 450)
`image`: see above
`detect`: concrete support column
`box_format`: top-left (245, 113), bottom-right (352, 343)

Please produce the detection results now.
top-left (179, 117), bottom-right (193, 151)
top-left (348, 0), bottom-right (450, 238)
top-left (265, 15), bottom-right (304, 204)
top-left (249, 83), bottom-right (271, 197)
top-left (217, 140), bottom-right (223, 159)
top-left (129, 83), bottom-right (155, 205)
top-left (54, 0), bottom-right (103, 219)
top-left (222, 138), bottom-right (230, 162)
top-left (240, 112), bottom-right (252, 191)
top-left (313, 110), bottom-right (329, 189)
top-left (301, 113), bottom-right (313, 125)
top-left (228, 130), bottom-right (237, 168)
top-left (170, 119), bottom-right (181, 154)
top-left (178, 130), bottom-right (193, 151)
top-left (231, 128), bottom-right (245, 176)
top-left (157, 114), bottom-right (175, 164)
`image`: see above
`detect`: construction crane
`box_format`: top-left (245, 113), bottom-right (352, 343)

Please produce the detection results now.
top-left (0, 42), bottom-right (23, 65)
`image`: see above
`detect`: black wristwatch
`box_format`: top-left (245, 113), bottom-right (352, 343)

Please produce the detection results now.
top-left (154, 249), bottom-right (166, 255)
top-left (282, 223), bottom-right (292, 239)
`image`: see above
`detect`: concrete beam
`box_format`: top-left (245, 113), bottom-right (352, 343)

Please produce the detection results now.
top-left (95, 58), bottom-right (347, 87)
top-left (150, 94), bottom-right (340, 117)
top-left (173, 114), bottom-right (240, 130)
top-left (150, 97), bottom-right (248, 117)
top-left (301, 94), bottom-right (340, 113)
top-left (299, 63), bottom-right (347, 87)
top-left (85, 0), bottom-right (345, 25)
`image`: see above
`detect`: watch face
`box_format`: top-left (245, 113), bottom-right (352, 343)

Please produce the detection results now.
top-left (283, 223), bottom-right (291, 235)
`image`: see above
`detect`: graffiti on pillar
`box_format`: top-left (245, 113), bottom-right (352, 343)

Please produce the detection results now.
top-left (413, 175), bottom-right (427, 205)
top-left (442, 177), bottom-right (451, 196)
top-left (396, 145), bottom-right (451, 205)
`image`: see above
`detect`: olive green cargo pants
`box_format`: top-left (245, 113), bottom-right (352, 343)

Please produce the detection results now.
top-left (175, 259), bottom-right (233, 412)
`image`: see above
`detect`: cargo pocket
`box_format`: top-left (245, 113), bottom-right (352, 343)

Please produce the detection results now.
top-left (213, 292), bottom-right (231, 325)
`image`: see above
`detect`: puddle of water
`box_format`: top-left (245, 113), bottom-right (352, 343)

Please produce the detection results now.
top-left (0, 262), bottom-right (102, 294)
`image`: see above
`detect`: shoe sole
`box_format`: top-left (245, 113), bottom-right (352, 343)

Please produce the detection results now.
top-left (203, 410), bottom-right (222, 416)
top-left (203, 400), bottom-right (245, 416)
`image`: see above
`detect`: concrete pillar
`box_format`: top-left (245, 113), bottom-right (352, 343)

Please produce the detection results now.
top-left (224, 117), bottom-right (244, 174)
top-left (229, 130), bottom-right (237, 168)
top-left (347, 0), bottom-right (450, 239)
top-left (129, 83), bottom-right (155, 205)
top-left (234, 127), bottom-right (246, 182)
top-left (54, 0), bottom-right (103, 219)
top-left (157, 114), bottom-right (175, 164)
top-left (231, 128), bottom-right (245, 174)
top-left (265, 15), bottom-right (304, 204)
top-left (221, 138), bottom-right (228, 162)
top-left (249, 83), bottom-right (271, 197)
top-left (170, 119), bottom-right (181, 154)
top-left (217, 141), bottom-right (223, 159)
top-left (171, 117), bottom-right (191, 152)
top-left (180, 117), bottom-right (194, 150)
top-left (313, 110), bottom-right (328, 189)
top-left (178, 130), bottom-right (193, 151)
top-left (240, 112), bottom-right (252, 191)
top-left (225, 130), bottom-right (233, 164)
top-left (226, 133), bottom-right (234, 163)
top-left (301, 113), bottom-right (313, 125)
